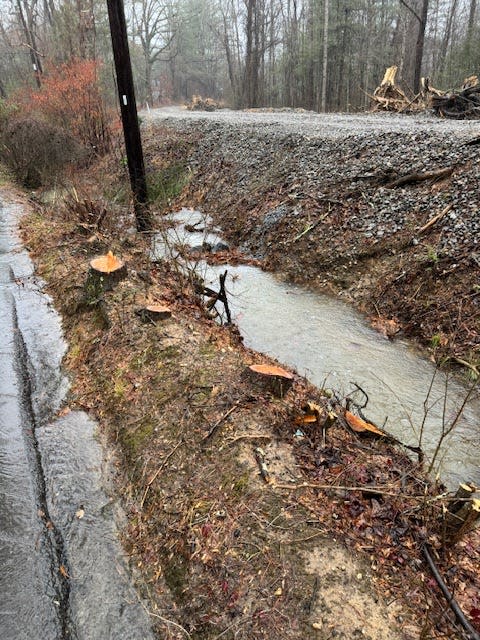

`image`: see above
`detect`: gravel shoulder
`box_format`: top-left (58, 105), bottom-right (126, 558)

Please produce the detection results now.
top-left (145, 107), bottom-right (480, 368)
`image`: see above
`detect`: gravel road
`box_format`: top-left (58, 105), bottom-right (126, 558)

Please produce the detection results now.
top-left (146, 105), bottom-right (480, 140)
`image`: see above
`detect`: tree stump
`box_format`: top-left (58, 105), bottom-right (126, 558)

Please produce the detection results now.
top-left (445, 483), bottom-right (480, 545)
top-left (81, 251), bottom-right (127, 316)
top-left (136, 304), bottom-right (172, 323)
top-left (84, 250), bottom-right (127, 304)
top-left (246, 363), bottom-right (294, 397)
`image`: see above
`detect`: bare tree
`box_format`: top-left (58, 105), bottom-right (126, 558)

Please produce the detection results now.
top-left (320, 0), bottom-right (328, 112)
top-left (130, 0), bottom-right (176, 104)
top-left (399, 0), bottom-right (429, 94)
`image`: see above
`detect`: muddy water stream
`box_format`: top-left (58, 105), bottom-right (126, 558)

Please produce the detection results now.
top-left (0, 196), bottom-right (153, 639)
top-left (157, 210), bottom-right (480, 489)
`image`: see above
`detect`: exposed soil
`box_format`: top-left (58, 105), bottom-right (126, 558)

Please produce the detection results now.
top-left (143, 108), bottom-right (480, 371)
top-left (7, 109), bottom-right (480, 640)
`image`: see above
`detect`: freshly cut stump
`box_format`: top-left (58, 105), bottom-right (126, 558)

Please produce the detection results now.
top-left (89, 251), bottom-right (127, 290)
top-left (136, 305), bottom-right (172, 323)
top-left (247, 363), bottom-right (294, 397)
top-left (446, 484), bottom-right (480, 544)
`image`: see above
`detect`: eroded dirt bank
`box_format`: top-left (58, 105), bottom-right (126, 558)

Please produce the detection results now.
top-left (144, 108), bottom-right (480, 369)
top-left (12, 147), bottom-right (480, 640)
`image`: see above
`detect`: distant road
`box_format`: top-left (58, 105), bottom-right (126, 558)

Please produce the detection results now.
top-left (145, 105), bottom-right (479, 140)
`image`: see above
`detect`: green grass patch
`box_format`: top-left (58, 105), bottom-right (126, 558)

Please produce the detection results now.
top-left (147, 163), bottom-right (189, 206)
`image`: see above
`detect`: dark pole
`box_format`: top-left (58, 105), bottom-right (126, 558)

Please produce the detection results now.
top-left (106, 0), bottom-right (151, 231)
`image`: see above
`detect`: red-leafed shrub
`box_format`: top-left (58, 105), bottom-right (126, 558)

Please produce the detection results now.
top-left (15, 59), bottom-right (112, 155)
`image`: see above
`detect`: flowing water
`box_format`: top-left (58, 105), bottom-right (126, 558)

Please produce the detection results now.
top-left (0, 196), bottom-right (154, 639)
top-left (155, 209), bottom-right (480, 490)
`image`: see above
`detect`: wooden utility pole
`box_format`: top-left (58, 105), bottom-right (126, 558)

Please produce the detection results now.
top-left (106, 0), bottom-right (151, 232)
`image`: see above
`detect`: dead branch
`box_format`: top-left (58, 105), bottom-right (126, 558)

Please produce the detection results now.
top-left (385, 167), bottom-right (453, 189)
top-left (202, 402), bottom-right (240, 443)
top-left (418, 203), bottom-right (453, 235)
top-left (275, 482), bottom-right (402, 497)
top-left (254, 447), bottom-right (271, 483)
top-left (422, 544), bottom-right (480, 640)
top-left (140, 438), bottom-right (185, 507)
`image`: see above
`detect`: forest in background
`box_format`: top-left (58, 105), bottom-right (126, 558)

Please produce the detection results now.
top-left (0, 0), bottom-right (479, 113)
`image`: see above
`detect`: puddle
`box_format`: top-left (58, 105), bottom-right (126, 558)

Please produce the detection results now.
top-left (154, 209), bottom-right (480, 489)
top-left (0, 195), bottom-right (154, 639)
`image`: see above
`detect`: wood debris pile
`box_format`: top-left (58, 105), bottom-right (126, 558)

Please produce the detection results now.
top-left (431, 75), bottom-right (480, 119)
top-left (371, 66), bottom-right (424, 113)
top-left (185, 94), bottom-right (221, 111)
top-left (371, 67), bottom-right (480, 119)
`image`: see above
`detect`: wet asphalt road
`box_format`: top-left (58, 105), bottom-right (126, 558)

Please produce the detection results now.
top-left (0, 194), bottom-right (154, 639)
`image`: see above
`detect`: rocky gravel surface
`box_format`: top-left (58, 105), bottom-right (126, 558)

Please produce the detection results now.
top-left (144, 107), bottom-right (480, 363)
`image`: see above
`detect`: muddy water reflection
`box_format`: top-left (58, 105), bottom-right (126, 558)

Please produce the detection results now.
top-left (158, 209), bottom-right (480, 489)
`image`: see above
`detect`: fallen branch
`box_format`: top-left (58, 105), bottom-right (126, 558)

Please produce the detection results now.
top-left (202, 402), bottom-right (240, 443)
top-left (293, 210), bottom-right (330, 242)
top-left (218, 270), bottom-right (232, 324)
top-left (450, 356), bottom-right (480, 378)
top-left (275, 481), bottom-right (402, 497)
top-left (222, 433), bottom-right (272, 448)
top-left (422, 544), bottom-right (480, 640)
top-left (418, 203), bottom-right (453, 235)
top-left (385, 166), bottom-right (453, 189)
top-left (465, 136), bottom-right (480, 146)
top-left (140, 438), bottom-right (185, 507)
top-left (200, 270), bottom-right (232, 324)
top-left (143, 606), bottom-right (193, 639)
top-left (254, 447), bottom-right (271, 483)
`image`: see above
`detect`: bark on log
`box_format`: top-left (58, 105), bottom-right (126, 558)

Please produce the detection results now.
top-left (246, 364), bottom-right (294, 397)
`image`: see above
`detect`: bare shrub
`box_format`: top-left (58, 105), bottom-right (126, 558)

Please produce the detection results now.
top-left (1, 117), bottom-right (85, 187)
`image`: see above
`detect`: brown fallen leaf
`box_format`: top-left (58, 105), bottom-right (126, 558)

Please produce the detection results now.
top-left (59, 565), bottom-right (70, 579)
top-left (345, 410), bottom-right (386, 437)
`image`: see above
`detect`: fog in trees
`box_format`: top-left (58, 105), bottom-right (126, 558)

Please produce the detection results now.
top-left (0, 0), bottom-right (478, 110)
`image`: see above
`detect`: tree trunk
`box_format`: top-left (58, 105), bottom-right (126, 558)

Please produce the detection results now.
top-left (16, 0), bottom-right (42, 88)
top-left (244, 0), bottom-right (255, 106)
top-left (320, 0), bottom-right (329, 112)
top-left (413, 0), bottom-right (429, 94)
top-left (437, 0), bottom-right (458, 77)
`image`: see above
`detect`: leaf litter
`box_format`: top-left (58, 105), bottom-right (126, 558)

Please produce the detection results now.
top-left (15, 152), bottom-right (480, 640)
